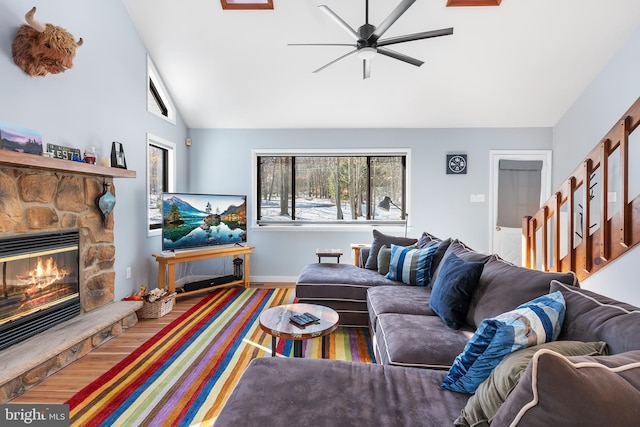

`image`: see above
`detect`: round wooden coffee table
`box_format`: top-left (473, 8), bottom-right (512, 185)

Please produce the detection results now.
top-left (259, 303), bottom-right (339, 358)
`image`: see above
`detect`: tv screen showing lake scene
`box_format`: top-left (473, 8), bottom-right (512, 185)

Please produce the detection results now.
top-left (162, 193), bottom-right (247, 251)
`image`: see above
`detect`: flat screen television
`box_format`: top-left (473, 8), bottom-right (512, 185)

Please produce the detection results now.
top-left (161, 192), bottom-right (247, 251)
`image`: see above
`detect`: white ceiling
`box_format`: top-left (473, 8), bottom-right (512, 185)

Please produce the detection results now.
top-left (122, 0), bottom-right (640, 129)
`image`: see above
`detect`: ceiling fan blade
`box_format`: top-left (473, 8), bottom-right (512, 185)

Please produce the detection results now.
top-left (363, 59), bottom-right (371, 79)
top-left (288, 43), bottom-right (356, 47)
top-left (377, 28), bottom-right (454, 47)
top-left (377, 48), bottom-right (424, 67)
top-left (369, 0), bottom-right (417, 42)
top-left (318, 5), bottom-right (359, 40)
top-left (313, 49), bottom-right (358, 73)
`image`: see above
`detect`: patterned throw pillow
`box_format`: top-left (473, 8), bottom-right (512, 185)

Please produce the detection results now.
top-left (441, 291), bottom-right (566, 394)
top-left (385, 244), bottom-right (438, 287)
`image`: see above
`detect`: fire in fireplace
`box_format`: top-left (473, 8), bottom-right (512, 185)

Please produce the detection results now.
top-left (0, 231), bottom-right (80, 350)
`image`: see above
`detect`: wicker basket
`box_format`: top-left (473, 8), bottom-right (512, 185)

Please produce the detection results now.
top-left (137, 292), bottom-right (176, 319)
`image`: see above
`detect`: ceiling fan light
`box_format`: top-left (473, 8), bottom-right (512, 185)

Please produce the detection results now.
top-left (357, 47), bottom-right (376, 60)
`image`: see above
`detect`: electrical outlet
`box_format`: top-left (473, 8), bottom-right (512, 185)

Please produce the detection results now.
top-left (126, 267), bottom-right (132, 279)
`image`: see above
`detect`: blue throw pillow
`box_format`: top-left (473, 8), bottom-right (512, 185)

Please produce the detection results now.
top-left (385, 244), bottom-right (438, 287)
top-left (429, 253), bottom-right (485, 330)
top-left (441, 291), bottom-right (566, 394)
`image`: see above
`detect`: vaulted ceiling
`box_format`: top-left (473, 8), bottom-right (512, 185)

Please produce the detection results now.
top-left (122, 0), bottom-right (640, 129)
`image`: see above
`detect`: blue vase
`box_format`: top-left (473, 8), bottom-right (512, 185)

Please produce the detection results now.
top-left (98, 182), bottom-right (116, 226)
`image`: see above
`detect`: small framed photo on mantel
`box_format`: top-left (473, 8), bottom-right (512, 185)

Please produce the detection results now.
top-left (111, 141), bottom-right (127, 169)
top-left (0, 122), bottom-right (43, 155)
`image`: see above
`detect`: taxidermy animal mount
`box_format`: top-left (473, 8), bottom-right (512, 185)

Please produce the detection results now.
top-left (12, 7), bottom-right (83, 77)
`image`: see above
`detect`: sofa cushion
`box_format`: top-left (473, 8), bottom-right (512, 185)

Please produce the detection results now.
top-left (385, 244), bottom-right (438, 287)
top-left (441, 291), bottom-right (566, 394)
top-left (367, 286), bottom-right (433, 332)
top-left (417, 233), bottom-right (452, 276)
top-left (377, 246), bottom-right (392, 275)
top-left (550, 280), bottom-right (640, 354)
top-left (454, 341), bottom-right (608, 427)
top-left (465, 257), bottom-right (578, 329)
top-left (491, 349), bottom-right (640, 427)
top-left (416, 231), bottom-right (441, 248)
top-left (364, 230), bottom-right (417, 271)
top-left (216, 357), bottom-right (471, 427)
top-left (429, 253), bottom-right (485, 329)
top-left (376, 313), bottom-right (474, 368)
top-left (431, 240), bottom-right (492, 286)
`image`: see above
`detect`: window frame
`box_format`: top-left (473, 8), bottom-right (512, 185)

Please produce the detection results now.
top-left (252, 148), bottom-right (411, 230)
top-left (147, 133), bottom-right (177, 236)
top-left (147, 56), bottom-right (176, 125)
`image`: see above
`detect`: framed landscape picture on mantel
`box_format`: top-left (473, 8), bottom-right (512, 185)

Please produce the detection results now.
top-left (0, 122), bottom-right (43, 155)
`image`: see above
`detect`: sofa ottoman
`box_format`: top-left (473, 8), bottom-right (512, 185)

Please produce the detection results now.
top-left (215, 357), bottom-right (470, 427)
top-left (296, 263), bottom-right (397, 327)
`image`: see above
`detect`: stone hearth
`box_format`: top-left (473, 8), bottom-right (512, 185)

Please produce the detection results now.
top-left (0, 161), bottom-right (140, 402)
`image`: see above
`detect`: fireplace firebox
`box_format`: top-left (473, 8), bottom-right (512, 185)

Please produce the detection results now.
top-left (0, 231), bottom-right (80, 351)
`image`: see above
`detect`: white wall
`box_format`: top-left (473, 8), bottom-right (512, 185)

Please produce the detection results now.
top-left (0, 0), bottom-right (188, 300)
top-left (187, 128), bottom-right (552, 281)
top-left (552, 27), bottom-right (640, 306)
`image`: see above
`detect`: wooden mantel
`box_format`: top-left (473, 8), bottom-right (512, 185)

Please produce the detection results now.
top-left (0, 150), bottom-right (136, 178)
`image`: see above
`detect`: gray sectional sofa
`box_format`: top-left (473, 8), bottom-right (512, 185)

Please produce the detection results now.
top-left (216, 232), bottom-right (640, 426)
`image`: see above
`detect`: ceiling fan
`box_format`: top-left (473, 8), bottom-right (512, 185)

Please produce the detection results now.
top-left (290, 0), bottom-right (453, 79)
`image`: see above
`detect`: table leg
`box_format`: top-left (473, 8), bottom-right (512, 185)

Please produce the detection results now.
top-left (322, 335), bottom-right (328, 359)
top-left (243, 253), bottom-right (251, 288)
top-left (158, 263), bottom-right (166, 291)
top-left (294, 340), bottom-right (302, 358)
top-left (271, 336), bottom-right (277, 357)
top-left (167, 264), bottom-right (176, 293)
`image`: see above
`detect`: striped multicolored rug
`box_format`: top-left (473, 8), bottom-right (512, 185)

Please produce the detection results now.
top-left (66, 287), bottom-right (375, 426)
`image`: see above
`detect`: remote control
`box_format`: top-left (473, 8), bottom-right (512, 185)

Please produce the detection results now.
top-left (303, 312), bottom-right (320, 322)
top-left (290, 313), bottom-right (318, 327)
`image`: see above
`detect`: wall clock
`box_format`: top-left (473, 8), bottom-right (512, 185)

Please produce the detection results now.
top-left (447, 154), bottom-right (467, 174)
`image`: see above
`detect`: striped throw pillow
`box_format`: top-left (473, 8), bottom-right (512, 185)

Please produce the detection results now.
top-left (441, 291), bottom-right (567, 394)
top-left (385, 244), bottom-right (438, 286)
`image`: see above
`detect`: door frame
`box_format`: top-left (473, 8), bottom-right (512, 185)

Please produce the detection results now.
top-left (489, 150), bottom-right (552, 260)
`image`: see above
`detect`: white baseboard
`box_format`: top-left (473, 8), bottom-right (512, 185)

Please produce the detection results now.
top-left (251, 275), bottom-right (297, 284)
top-left (175, 275), bottom-right (297, 287)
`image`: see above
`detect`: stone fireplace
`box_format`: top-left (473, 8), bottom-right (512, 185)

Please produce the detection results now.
top-left (0, 167), bottom-right (117, 313)
top-left (0, 155), bottom-right (139, 402)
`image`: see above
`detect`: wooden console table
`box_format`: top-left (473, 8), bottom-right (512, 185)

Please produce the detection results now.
top-left (153, 245), bottom-right (254, 296)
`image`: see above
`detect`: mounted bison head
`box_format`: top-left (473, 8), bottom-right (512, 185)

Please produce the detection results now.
top-left (12, 7), bottom-right (83, 77)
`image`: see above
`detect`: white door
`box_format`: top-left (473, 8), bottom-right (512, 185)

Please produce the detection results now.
top-left (489, 151), bottom-right (552, 266)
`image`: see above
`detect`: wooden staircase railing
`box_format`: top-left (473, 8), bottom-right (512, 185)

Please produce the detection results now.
top-left (523, 96), bottom-right (640, 281)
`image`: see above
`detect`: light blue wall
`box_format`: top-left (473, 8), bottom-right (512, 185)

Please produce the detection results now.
top-left (552, 27), bottom-right (640, 305)
top-left (188, 128), bottom-right (552, 280)
top-left (0, 0), bottom-right (188, 300)
top-left (553, 27), bottom-right (640, 186)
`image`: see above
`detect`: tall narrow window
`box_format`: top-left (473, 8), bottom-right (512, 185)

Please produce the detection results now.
top-left (147, 134), bottom-right (176, 235)
top-left (255, 150), bottom-right (409, 225)
top-left (147, 56), bottom-right (176, 125)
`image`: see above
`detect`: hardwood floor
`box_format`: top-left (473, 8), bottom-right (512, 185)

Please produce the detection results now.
top-left (11, 284), bottom-right (292, 404)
